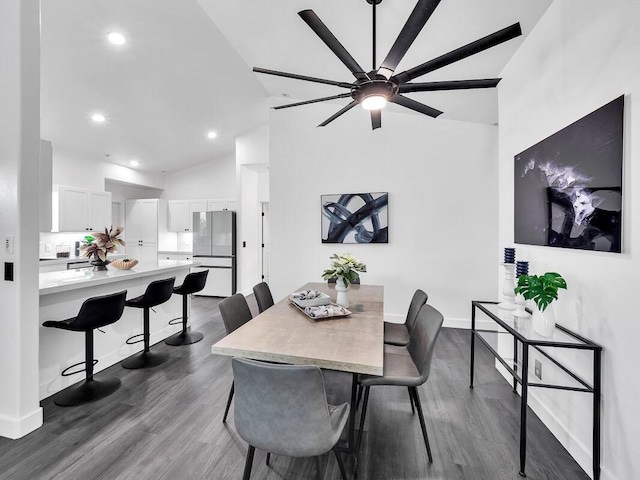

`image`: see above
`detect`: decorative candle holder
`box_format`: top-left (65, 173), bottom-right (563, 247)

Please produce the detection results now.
top-left (504, 247), bottom-right (516, 264)
top-left (498, 262), bottom-right (516, 311)
top-left (513, 261), bottom-right (530, 318)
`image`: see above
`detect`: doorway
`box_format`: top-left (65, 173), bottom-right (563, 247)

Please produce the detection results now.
top-left (261, 202), bottom-right (270, 285)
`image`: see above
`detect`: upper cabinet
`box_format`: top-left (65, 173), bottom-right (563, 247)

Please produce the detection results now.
top-left (167, 198), bottom-right (235, 232)
top-left (125, 199), bottom-right (162, 242)
top-left (207, 198), bottom-right (238, 212)
top-left (52, 185), bottom-right (111, 232)
top-left (167, 200), bottom-right (207, 232)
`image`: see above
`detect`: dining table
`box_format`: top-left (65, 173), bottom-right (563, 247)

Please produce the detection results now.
top-left (211, 281), bottom-right (384, 453)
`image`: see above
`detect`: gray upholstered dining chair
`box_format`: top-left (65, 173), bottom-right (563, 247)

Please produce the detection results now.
top-left (252, 282), bottom-right (274, 313)
top-left (218, 293), bottom-right (253, 423)
top-left (357, 303), bottom-right (444, 464)
top-left (383, 289), bottom-right (428, 347)
top-left (232, 358), bottom-right (349, 480)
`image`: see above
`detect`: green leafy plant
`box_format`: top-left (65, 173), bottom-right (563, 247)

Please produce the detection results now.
top-left (514, 272), bottom-right (567, 312)
top-left (322, 253), bottom-right (366, 286)
top-left (80, 226), bottom-right (125, 261)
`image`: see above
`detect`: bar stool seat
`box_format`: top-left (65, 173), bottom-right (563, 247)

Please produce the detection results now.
top-left (122, 277), bottom-right (175, 370)
top-left (165, 270), bottom-right (209, 346)
top-left (42, 290), bottom-right (127, 406)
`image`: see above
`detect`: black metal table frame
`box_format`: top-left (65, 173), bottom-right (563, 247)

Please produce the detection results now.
top-left (470, 301), bottom-right (602, 479)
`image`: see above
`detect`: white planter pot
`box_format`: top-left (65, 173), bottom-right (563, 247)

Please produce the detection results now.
top-left (335, 276), bottom-right (350, 308)
top-left (533, 303), bottom-right (556, 337)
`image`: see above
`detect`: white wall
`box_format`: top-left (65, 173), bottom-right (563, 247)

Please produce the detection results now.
top-left (161, 152), bottom-right (236, 199)
top-left (269, 103), bottom-right (498, 323)
top-left (52, 146), bottom-right (164, 191)
top-left (498, 2), bottom-right (640, 479)
top-left (0, 0), bottom-right (43, 439)
top-left (236, 125), bottom-right (269, 295)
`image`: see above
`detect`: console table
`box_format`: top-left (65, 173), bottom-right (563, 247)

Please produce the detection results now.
top-left (470, 301), bottom-right (602, 479)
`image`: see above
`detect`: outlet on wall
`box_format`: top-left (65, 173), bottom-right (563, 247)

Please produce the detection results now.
top-left (534, 359), bottom-right (542, 380)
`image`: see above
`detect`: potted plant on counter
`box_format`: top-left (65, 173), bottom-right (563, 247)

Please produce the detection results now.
top-left (322, 253), bottom-right (366, 308)
top-left (80, 226), bottom-right (125, 271)
top-left (514, 272), bottom-right (567, 337)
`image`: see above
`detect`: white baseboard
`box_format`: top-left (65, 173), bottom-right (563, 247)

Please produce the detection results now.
top-left (0, 407), bottom-right (43, 439)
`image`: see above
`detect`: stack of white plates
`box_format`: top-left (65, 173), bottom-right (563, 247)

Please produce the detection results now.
top-left (289, 291), bottom-right (331, 307)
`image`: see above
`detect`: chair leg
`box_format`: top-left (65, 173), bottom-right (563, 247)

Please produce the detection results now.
top-left (333, 446), bottom-right (348, 480)
top-left (356, 384), bottom-right (363, 410)
top-left (314, 456), bottom-right (323, 480)
top-left (411, 387), bottom-right (433, 463)
top-left (408, 386), bottom-right (415, 414)
top-left (242, 445), bottom-right (255, 480)
top-left (356, 386), bottom-right (371, 453)
top-left (266, 452), bottom-right (271, 466)
top-left (223, 381), bottom-right (234, 423)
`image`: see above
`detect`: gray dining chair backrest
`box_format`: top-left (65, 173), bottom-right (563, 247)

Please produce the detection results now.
top-left (252, 282), bottom-right (274, 313)
top-left (407, 304), bottom-right (444, 384)
top-left (219, 293), bottom-right (253, 334)
top-left (405, 289), bottom-right (428, 333)
top-left (232, 358), bottom-right (349, 457)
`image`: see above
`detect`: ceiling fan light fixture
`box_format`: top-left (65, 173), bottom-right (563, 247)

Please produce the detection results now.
top-left (361, 95), bottom-right (388, 110)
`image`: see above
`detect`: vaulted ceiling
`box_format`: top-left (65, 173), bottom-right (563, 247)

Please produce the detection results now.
top-left (40, 0), bottom-right (552, 174)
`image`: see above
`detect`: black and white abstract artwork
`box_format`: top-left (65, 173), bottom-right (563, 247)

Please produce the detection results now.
top-left (514, 95), bottom-right (624, 253)
top-left (321, 192), bottom-right (388, 244)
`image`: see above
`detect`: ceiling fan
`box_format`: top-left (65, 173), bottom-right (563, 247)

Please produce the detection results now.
top-left (253, 0), bottom-right (522, 130)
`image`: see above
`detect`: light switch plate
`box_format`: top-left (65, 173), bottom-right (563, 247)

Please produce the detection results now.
top-left (5, 235), bottom-right (14, 254)
top-left (534, 359), bottom-right (542, 380)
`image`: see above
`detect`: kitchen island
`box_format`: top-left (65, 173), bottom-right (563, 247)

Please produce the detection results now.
top-left (39, 260), bottom-right (197, 400)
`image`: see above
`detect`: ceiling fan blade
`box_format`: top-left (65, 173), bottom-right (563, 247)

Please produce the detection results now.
top-left (391, 94), bottom-right (443, 118)
top-left (371, 109), bottom-right (382, 130)
top-left (273, 93), bottom-right (353, 110)
top-left (253, 67), bottom-right (353, 89)
top-left (399, 78), bottom-right (501, 93)
top-left (393, 23), bottom-right (522, 84)
top-left (378, 0), bottom-right (441, 79)
top-left (298, 10), bottom-right (369, 81)
top-left (318, 101), bottom-right (358, 127)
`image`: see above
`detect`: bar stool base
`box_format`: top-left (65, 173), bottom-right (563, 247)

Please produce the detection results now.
top-left (164, 331), bottom-right (204, 346)
top-left (53, 377), bottom-right (121, 407)
top-left (122, 351), bottom-right (170, 369)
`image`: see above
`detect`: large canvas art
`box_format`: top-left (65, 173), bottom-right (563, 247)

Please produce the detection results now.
top-left (321, 192), bottom-right (388, 244)
top-left (514, 96), bottom-right (624, 253)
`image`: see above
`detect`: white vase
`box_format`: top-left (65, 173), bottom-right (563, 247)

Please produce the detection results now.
top-left (335, 276), bottom-right (350, 308)
top-left (533, 303), bottom-right (556, 337)
top-left (498, 263), bottom-right (516, 311)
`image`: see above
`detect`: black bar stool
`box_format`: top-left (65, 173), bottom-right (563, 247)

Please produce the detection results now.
top-left (165, 270), bottom-right (208, 346)
top-left (122, 277), bottom-right (175, 369)
top-left (42, 290), bottom-right (127, 406)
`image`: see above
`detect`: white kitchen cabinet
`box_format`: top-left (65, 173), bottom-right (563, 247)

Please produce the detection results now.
top-left (158, 253), bottom-right (192, 261)
top-left (206, 198), bottom-right (237, 212)
top-left (125, 199), bottom-right (160, 243)
top-left (167, 200), bottom-right (206, 232)
top-left (52, 185), bottom-right (112, 232)
top-left (125, 243), bottom-right (158, 264)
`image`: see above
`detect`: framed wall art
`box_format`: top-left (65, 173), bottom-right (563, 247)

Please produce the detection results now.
top-left (321, 192), bottom-right (388, 244)
top-left (514, 95), bottom-right (624, 253)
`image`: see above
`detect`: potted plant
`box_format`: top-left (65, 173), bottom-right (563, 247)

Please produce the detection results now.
top-left (80, 226), bottom-right (125, 271)
top-left (322, 253), bottom-right (366, 308)
top-left (514, 272), bottom-right (567, 336)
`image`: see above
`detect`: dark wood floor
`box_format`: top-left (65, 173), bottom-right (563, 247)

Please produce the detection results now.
top-left (0, 296), bottom-right (589, 480)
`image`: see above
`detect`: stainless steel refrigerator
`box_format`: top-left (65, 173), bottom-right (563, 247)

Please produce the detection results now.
top-left (192, 211), bottom-right (236, 297)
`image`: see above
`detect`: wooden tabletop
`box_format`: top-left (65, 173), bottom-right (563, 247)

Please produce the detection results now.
top-left (211, 282), bottom-right (384, 375)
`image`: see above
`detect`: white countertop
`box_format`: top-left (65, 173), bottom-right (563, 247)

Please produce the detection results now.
top-left (39, 260), bottom-right (198, 295)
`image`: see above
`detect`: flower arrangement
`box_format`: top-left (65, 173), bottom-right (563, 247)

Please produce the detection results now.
top-left (322, 253), bottom-right (366, 286)
top-left (514, 272), bottom-right (567, 312)
top-left (80, 226), bottom-right (125, 261)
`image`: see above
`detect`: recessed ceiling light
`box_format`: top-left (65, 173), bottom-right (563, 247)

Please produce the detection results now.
top-left (207, 131), bottom-right (218, 139)
top-left (130, 160), bottom-right (140, 167)
top-left (91, 113), bottom-right (106, 123)
top-left (107, 32), bottom-right (126, 45)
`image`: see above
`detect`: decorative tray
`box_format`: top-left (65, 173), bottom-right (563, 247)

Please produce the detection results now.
top-left (289, 291), bottom-right (331, 308)
top-left (289, 300), bottom-right (351, 321)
